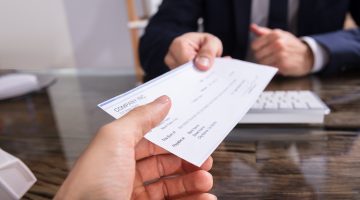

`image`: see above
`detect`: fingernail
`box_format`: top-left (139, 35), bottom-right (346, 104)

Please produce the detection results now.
top-left (209, 194), bottom-right (218, 200)
top-left (154, 95), bottom-right (170, 104)
top-left (196, 56), bottom-right (210, 68)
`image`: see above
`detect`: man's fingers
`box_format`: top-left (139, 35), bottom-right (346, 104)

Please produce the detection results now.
top-left (257, 51), bottom-right (292, 75)
top-left (143, 170), bottom-right (213, 199)
top-left (252, 37), bottom-right (269, 52)
top-left (250, 23), bottom-right (271, 36)
top-left (165, 53), bottom-right (178, 69)
top-left (135, 154), bottom-right (183, 187)
top-left (135, 139), bottom-right (169, 160)
top-left (169, 39), bottom-right (198, 68)
top-left (165, 33), bottom-right (200, 69)
top-left (108, 96), bottom-right (171, 145)
top-left (252, 29), bottom-right (282, 51)
top-left (135, 155), bottom-right (213, 187)
top-left (250, 24), bottom-right (273, 52)
top-left (254, 42), bottom-right (278, 61)
top-left (258, 53), bottom-right (277, 66)
top-left (182, 157), bottom-right (213, 172)
top-left (166, 33), bottom-right (222, 70)
top-left (175, 193), bottom-right (217, 200)
top-left (195, 34), bottom-right (223, 71)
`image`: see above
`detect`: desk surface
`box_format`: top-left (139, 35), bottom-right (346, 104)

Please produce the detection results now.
top-left (1, 69), bottom-right (360, 199)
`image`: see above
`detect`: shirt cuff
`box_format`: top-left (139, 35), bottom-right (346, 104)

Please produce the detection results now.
top-left (301, 36), bottom-right (330, 73)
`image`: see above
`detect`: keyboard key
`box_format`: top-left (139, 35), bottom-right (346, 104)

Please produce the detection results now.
top-left (293, 101), bottom-right (309, 109)
top-left (264, 102), bottom-right (278, 109)
top-left (279, 102), bottom-right (293, 109)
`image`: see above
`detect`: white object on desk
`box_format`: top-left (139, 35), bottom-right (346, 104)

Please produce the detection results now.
top-left (0, 73), bottom-right (40, 100)
top-left (240, 90), bottom-right (330, 124)
top-left (0, 73), bottom-right (55, 101)
top-left (0, 149), bottom-right (36, 200)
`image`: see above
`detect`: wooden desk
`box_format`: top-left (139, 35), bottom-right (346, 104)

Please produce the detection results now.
top-left (1, 69), bottom-right (359, 199)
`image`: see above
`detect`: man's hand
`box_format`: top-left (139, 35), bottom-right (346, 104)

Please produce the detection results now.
top-left (55, 96), bottom-right (216, 200)
top-left (250, 24), bottom-right (314, 76)
top-left (165, 32), bottom-right (223, 71)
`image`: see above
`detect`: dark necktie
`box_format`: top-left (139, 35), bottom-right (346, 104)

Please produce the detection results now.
top-left (268, 0), bottom-right (289, 30)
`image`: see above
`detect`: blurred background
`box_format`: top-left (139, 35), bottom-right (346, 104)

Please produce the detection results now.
top-left (0, 0), bottom-right (154, 71)
top-left (0, 0), bottom-right (355, 73)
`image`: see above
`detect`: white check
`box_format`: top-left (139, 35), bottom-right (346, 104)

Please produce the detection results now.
top-left (98, 58), bottom-right (277, 166)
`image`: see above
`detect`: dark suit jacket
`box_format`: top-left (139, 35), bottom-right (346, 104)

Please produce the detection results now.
top-left (140, 0), bottom-right (360, 81)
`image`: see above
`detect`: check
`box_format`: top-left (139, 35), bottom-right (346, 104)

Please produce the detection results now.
top-left (98, 58), bottom-right (277, 166)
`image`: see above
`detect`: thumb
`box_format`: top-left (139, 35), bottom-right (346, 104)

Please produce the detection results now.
top-left (114, 95), bottom-right (171, 145)
top-left (195, 34), bottom-right (223, 71)
top-left (250, 23), bottom-right (271, 37)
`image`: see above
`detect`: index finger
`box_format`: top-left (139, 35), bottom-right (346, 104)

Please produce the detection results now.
top-left (252, 30), bottom-right (281, 51)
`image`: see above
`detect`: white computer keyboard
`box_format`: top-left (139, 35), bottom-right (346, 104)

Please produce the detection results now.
top-left (239, 90), bottom-right (330, 124)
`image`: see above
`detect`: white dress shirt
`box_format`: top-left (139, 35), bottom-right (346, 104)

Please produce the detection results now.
top-left (248, 0), bottom-right (329, 72)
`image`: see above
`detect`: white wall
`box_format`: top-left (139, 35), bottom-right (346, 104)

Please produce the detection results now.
top-left (0, 0), bottom-right (134, 70)
top-left (63, 0), bottom-right (133, 69)
top-left (0, 0), bottom-right (75, 68)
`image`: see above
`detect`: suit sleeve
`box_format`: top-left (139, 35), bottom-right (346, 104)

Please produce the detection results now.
top-left (139, 0), bottom-right (203, 81)
top-left (310, 0), bottom-right (360, 74)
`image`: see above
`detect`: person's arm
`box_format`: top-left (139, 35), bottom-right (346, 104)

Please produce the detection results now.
top-left (309, 0), bottom-right (360, 74)
top-left (139, 0), bottom-right (203, 80)
top-left (310, 29), bottom-right (360, 74)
